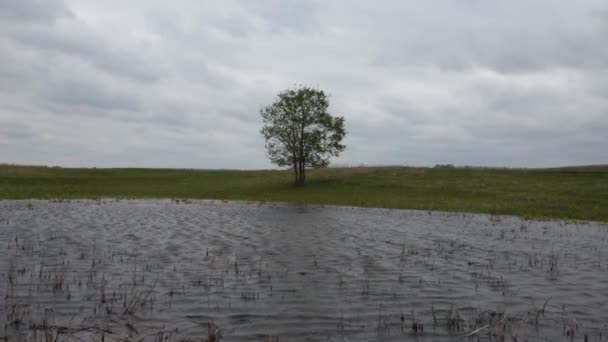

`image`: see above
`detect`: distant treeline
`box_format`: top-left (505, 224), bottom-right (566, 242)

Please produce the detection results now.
top-left (330, 163), bottom-right (608, 173)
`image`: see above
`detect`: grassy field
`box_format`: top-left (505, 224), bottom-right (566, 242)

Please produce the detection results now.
top-left (0, 164), bottom-right (606, 222)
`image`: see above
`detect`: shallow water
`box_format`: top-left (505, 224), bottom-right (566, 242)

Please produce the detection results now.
top-left (0, 199), bottom-right (607, 341)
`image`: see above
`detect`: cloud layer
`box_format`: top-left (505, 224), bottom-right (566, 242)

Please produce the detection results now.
top-left (1, 0), bottom-right (607, 168)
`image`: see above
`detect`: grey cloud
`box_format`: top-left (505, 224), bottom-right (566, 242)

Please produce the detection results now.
top-left (149, 104), bottom-right (193, 127)
top-left (1, 0), bottom-right (607, 168)
top-left (176, 60), bottom-right (235, 88)
top-left (46, 96), bottom-right (197, 130)
top-left (0, 0), bottom-right (72, 23)
top-left (1, 1), bottom-right (162, 84)
top-left (49, 80), bottom-right (141, 112)
top-left (243, 0), bottom-right (318, 33)
top-left (375, 29), bottom-right (608, 73)
top-left (0, 121), bottom-right (36, 140)
top-left (143, 7), bottom-right (182, 38)
top-left (218, 109), bottom-right (260, 123)
top-left (214, 17), bottom-right (258, 38)
top-left (11, 27), bottom-right (161, 83)
top-left (370, 3), bottom-right (608, 72)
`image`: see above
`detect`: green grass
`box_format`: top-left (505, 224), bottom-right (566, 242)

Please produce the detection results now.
top-left (1, 164), bottom-right (607, 222)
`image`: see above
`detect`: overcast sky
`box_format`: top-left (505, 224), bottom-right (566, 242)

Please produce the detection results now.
top-left (1, 0), bottom-right (607, 168)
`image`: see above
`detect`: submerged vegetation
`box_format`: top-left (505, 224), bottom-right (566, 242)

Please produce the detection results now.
top-left (0, 164), bottom-right (606, 221)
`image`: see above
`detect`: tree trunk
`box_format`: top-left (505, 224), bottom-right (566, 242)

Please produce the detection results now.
top-left (293, 161), bottom-right (299, 185)
top-left (296, 161), bottom-right (304, 186)
top-left (299, 117), bottom-right (306, 186)
top-left (296, 161), bottom-right (301, 186)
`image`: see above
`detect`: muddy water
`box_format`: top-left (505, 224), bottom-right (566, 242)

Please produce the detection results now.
top-left (0, 200), bottom-right (607, 341)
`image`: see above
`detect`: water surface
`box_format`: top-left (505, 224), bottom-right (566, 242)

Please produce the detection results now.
top-left (1, 199), bottom-right (607, 341)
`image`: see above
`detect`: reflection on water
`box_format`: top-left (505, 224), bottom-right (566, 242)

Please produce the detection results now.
top-left (1, 199), bottom-right (607, 341)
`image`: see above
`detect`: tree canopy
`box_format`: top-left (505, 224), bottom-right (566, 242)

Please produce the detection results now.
top-left (260, 86), bottom-right (346, 185)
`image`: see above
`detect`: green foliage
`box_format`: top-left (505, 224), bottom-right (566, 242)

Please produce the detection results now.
top-left (1, 164), bottom-right (607, 222)
top-left (260, 86), bottom-right (346, 185)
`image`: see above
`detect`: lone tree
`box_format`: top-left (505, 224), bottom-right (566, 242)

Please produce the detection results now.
top-left (261, 86), bottom-right (346, 186)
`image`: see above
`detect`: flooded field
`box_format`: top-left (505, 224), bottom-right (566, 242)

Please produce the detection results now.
top-left (0, 199), bottom-right (607, 341)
